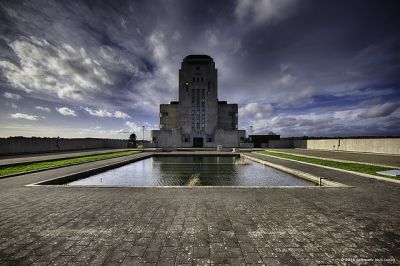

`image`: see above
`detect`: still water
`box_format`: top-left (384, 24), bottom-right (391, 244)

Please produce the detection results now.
top-left (68, 156), bottom-right (314, 186)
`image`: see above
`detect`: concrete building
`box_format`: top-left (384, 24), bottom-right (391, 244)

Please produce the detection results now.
top-left (151, 55), bottom-right (246, 147)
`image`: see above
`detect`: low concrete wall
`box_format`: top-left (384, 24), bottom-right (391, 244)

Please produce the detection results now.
top-left (293, 138), bottom-right (400, 155)
top-left (0, 138), bottom-right (128, 155)
top-left (264, 138), bottom-right (400, 154)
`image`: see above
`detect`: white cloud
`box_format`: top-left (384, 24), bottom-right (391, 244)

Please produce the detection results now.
top-left (35, 106), bottom-right (50, 112)
top-left (98, 46), bottom-right (142, 76)
top-left (147, 31), bottom-right (168, 61)
top-left (4, 92), bottom-right (22, 100)
top-left (0, 37), bottom-right (112, 101)
top-left (125, 121), bottom-right (141, 132)
top-left (10, 113), bottom-right (38, 120)
top-left (56, 107), bottom-right (76, 116)
top-left (358, 103), bottom-right (399, 119)
top-left (114, 111), bottom-right (131, 119)
top-left (239, 102), bottom-right (273, 119)
top-left (235, 0), bottom-right (298, 25)
top-left (246, 103), bottom-right (400, 137)
top-left (125, 121), bottom-right (157, 140)
top-left (84, 107), bottom-right (113, 117)
top-left (84, 107), bottom-right (131, 119)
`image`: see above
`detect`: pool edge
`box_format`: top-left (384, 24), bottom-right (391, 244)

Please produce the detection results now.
top-left (27, 152), bottom-right (349, 188)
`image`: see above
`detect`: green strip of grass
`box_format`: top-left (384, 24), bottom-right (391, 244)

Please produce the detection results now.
top-left (256, 150), bottom-right (398, 180)
top-left (0, 150), bottom-right (141, 177)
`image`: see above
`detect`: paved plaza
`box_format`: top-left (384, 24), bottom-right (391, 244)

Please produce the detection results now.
top-left (0, 152), bottom-right (399, 265)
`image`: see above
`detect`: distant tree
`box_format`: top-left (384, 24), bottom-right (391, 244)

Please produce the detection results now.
top-left (129, 133), bottom-right (136, 142)
top-left (128, 133), bottom-right (137, 148)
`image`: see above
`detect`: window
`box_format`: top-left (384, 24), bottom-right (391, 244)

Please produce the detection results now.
top-left (193, 77), bottom-right (195, 82)
top-left (208, 81), bottom-right (211, 92)
top-left (185, 82), bottom-right (189, 91)
top-left (201, 77), bottom-right (204, 82)
top-left (196, 66), bottom-right (200, 70)
top-left (160, 112), bottom-right (168, 117)
top-left (208, 138), bottom-right (212, 142)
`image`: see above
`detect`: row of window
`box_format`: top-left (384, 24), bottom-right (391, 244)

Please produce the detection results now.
top-left (184, 82), bottom-right (212, 93)
top-left (182, 136), bottom-right (214, 143)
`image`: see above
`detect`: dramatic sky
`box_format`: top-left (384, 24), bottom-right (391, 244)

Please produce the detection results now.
top-left (1, 0), bottom-right (400, 139)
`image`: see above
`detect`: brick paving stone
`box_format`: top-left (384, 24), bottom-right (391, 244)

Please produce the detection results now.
top-left (121, 256), bottom-right (141, 266)
top-left (0, 152), bottom-right (399, 265)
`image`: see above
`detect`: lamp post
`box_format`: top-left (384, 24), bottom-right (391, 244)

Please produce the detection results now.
top-left (142, 125), bottom-right (145, 151)
top-left (249, 125), bottom-right (253, 151)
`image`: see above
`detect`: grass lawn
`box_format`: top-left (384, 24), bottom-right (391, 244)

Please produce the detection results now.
top-left (0, 150), bottom-right (141, 177)
top-left (256, 150), bottom-right (399, 180)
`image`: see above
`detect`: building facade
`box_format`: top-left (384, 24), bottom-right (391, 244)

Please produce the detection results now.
top-left (151, 55), bottom-right (246, 147)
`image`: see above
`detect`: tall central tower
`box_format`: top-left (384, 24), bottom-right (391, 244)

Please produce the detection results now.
top-left (178, 55), bottom-right (218, 144)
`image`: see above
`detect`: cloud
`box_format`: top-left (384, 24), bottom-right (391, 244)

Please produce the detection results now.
top-left (3, 92), bottom-right (22, 100)
top-left (84, 107), bottom-right (131, 119)
top-left (10, 113), bottom-right (39, 120)
top-left (125, 121), bottom-right (141, 132)
top-left (114, 111), bottom-right (130, 119)
top-left (56, 107), bottom-right (76, 116)
top-left (235, 0), bottom-right (298, 25)
top-left (35, 106), bottom-right (50, 112)
top-left (147, 31), bottom-right (168, 61)
top-left (205, 30), bottom-right (219, 48)
top-left (239, 102), bottom-right (273, 119)
top-left (84, 107), bottom-right (113, 117)
top-left (125, 121), bottom-right (157, 139)
top-left (6, 102), bottom-right (19, 109)
top-left (0, 37), bottom-right (111, 101)
top-left (358, 103), bottom-right (399, 119)
top-left (279, 86), bottom-right (315, 107)
top-left (274, 74), bottom-right (297, 87)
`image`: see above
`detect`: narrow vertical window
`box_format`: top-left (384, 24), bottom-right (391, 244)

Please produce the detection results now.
top-left (208, 81), bottom-right (211, 92)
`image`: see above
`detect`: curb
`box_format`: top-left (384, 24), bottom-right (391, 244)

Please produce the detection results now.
top-left (254, 152), bottom-right (400, 185)
top-left (293, 148), bottom-right (400, 157)
top-left (27, 153), bottom-right (152, 186)
top-left (0, 152), bottom-right (143, 180)
top-left (268, 149), bottom-right (398, 168)
top-left (241, 154), bottom-right (348, 187)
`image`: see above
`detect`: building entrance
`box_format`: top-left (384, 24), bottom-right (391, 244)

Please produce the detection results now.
top-left (193, 137), bottom-right (203, 148)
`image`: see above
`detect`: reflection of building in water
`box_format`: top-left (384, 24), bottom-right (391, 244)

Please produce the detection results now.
top-left (151, 55), bottom-right (246, 147)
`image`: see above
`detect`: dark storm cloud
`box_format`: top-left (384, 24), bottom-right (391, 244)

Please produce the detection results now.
top-left (0, 0), bottom-right (400, 138)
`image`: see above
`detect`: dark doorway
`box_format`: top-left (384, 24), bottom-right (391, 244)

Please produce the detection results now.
top-left (193, 137), bottom-right (203, 148)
